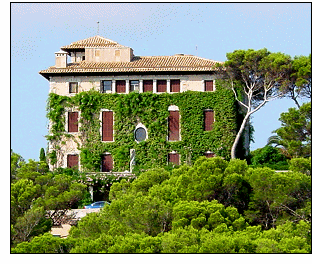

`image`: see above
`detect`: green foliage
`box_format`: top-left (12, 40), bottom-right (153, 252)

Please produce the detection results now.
top-left (11, 150), bottom-right (24, 179)
top-left (39, 148), bottom-right (46, 162)
top-left (245, 167), bottom-right (311, 228)
top-left (221, 48), bottom-right (294, 159)
top-left (13, 155), bottom-right (310, 253)
top-left (274, 102), bottom-right (311, 158)
top-left (161, 226), bottom-right (200, 253)
top-left (131, 168), bottom-right (170, 194)
top-left (250, 145), bottom-right (289, 170)
top-left (172, 200), bottom-right (246, 231)
top-left (10, 152), bottom-right (88, 246)
top-left (46, 84), bottom-right (240, 172)
top-left (289, 157), bottom-right (311, 175)
top-left (287, 54), bottom-right (311, 106)
top-left (11, 233), bottom-right (76, 253)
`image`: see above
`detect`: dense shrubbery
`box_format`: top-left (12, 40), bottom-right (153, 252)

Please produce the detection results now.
top-left (11, 156), bottom-right (311, 253)
top-left (10, 153), bottom-right (89, 246)
top-left (250, 145), bottom-right (289, 170)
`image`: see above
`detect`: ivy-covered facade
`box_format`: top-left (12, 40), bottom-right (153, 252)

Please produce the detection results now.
top-left (40, 36), bottom-right (246, 173)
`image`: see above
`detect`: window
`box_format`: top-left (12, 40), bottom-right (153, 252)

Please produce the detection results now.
top-left (168, 111), bottom-right (180, 141)
top-left (205, 80), bottom-right (214, 92)
top-left (168, 153), bottom-right (179, 165)
top-left (170, 80), bottom-right (180, 93)
top-left (101, 154), bottom-right (113, 172)
top-left (135, 127), bottom-right (147, 142)
top-left (143, 80), bottom-right (153, 92)
top-left (204, 152), bottom-right (215, 158)
top-left (116, 80), bottom-right (126, 93)
top-left (157, 80), bottom-right (167, 93)
top-left (204, 110), bottom-right (214, 131)
top-left (102, 111), bottom-right (113, 141)
top-left (101, 81), bottom-right (112, 93)
top-left (68, 112), bottom-right (78, 132)
top-left (67, 154), bottom-right (79, 169)
top-left (115, 50), bottom-right (120, 56)
top-left (69, 82), bottom-right (78, 94)
top-left (95, 50), bottom-right (100, 57)
top-left (130, 80), bottom-right (139, 92)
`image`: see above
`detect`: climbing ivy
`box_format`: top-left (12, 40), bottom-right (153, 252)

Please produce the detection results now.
top-left (46, 80), bottom-right (243, 172)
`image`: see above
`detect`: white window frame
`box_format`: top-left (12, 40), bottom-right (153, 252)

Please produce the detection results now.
top-left (99, 109), bottom-right (114, 142)
top-left (130, 80), bottom-right (140, 93)
top-left (134, 123), bottom-right (148, 143)
top-left (203, 79), bottom-right (215, 92)
top-left (167, 105), bottom-right (181, 141)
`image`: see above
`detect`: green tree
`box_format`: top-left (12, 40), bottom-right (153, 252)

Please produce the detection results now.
top-left (11, 233), bottom-right (76, 253)
top-left (172, 200), bottom-right (247, 231)
top-left (39, 148), bottom-right (46, 162)
top-left (160, 226), bottom-right (200, 253)
top-left (218, 49), bottom-right (293, 159)
top-left (11, 150), bottom-right (24, 180)
top-left (273, 102), bottom-right (311, 158)
top-left (245, 167), bottom-right (311, 228)
top-left (286, 54), bottom-right (311, 108)
top-left (289, 157), bottom-right (311, 175)
top-left (250, 145), bottom-right (289, 170)
top-left (66, 156), bottom-right (311, 253)
top-left (11, 156), bottom-right (88, 246)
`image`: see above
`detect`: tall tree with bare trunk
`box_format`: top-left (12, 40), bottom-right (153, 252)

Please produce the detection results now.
top-left (217, 48), bottom-right (293, 159)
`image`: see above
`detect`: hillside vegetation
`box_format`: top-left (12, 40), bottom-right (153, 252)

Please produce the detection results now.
top-left (12, 156), bottom-right (311, 253)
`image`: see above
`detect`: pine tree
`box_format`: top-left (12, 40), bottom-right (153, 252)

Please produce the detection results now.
top-left (39, 148), bottom-right (46, 162)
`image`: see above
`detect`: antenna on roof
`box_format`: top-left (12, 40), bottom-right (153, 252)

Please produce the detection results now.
top-left (97, 21), bottom-right (100, 35)
top-left (195, 45), bottom-right (198, 56)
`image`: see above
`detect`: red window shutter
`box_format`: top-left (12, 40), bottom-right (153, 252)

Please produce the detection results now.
top-left (102, 111), bottom-right (113, 141)
top-left (170, 80), bottom-right (180, 93)
top-left (102, 154), bottom-right (113, 172)
top-left (157, 80), bottom-right (167, 93)
top-left (168, 111), bottom-right (180, 141)
top-left (116, 80), bottom-right (126, 93)
top-left (68, 112), bottom-right (78, 132)
top-left (204, 110), bottom-right (214, 131)
top-left (168, 153), bottom-right (179, 165)
top-left (67, 154), bottom-right (79, 168)
top-left (204, 152), bottom-right (215, 158)
top-left (143, 80), bottom-right (153, 92)
top-left (205, 80), bottom-right (213, 91)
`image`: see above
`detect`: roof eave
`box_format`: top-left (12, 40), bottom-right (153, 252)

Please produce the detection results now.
top-left (39, 69), bottom-right (217, 80)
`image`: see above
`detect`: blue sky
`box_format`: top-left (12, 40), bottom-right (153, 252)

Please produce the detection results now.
top-left (11, 2), bottom-right (311, 161)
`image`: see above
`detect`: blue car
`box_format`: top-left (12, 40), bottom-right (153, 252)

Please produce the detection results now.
top-left (83, 201), bottom-right (110, 209)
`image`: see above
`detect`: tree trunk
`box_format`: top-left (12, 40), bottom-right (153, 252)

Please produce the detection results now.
top-left (231, 113), bottom-right (250, 159)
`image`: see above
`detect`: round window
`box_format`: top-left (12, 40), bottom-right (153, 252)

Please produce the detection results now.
top-left (135, 127), bottom-right (147, 142)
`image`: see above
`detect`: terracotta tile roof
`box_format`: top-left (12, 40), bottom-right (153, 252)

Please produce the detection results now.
top-left (39, 55), bottom-right (221, 76)
top-left (61, 35), bottom-right (126, 50)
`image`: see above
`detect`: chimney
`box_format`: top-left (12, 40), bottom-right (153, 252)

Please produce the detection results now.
top-left (55, 50), bottom-right (68, 68)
